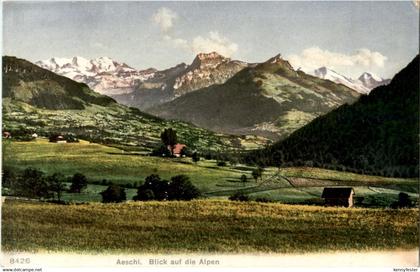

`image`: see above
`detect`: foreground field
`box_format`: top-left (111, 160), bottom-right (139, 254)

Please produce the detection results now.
top-left (2, 199), bottom-right (418, 253)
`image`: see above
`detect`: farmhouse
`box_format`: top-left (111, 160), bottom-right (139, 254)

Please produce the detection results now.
top-left (3, 131), bottom-right (11, 139)
top-left (168, 144), bottom-right (186, 157)
top-left (321, 187), bottom-right (355, 207)
top-left (49, 135), bottom-right (67, 143)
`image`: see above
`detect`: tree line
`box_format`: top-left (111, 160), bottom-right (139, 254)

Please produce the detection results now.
top-left (2, 168), bottom-right (201, 204)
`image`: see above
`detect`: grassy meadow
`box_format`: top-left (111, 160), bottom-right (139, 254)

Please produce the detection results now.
top-left (2, 199), bottom-right (418, 253)
top-left (3, 139), bottom-right (418, 204)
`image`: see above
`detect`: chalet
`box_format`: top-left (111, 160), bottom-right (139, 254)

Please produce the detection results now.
top-left (168, 144), bottom-right (186, 157)
top-left (3, 131), bottom-right (11, 139)
top-left (32, 133), bottom-right (38, 138)
top-left (321, 187), bottom-right (355, 208)
top-left (49, 135), bottom-right (67, 143)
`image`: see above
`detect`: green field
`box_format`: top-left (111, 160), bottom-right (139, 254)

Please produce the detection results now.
top-left (2, 199), bottom-right (418, 253)
top-left (3, 139), bottom-right (418, 204)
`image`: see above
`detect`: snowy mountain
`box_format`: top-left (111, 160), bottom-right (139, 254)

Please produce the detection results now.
top-left (314, 67), bottom-right (390, 94)
top-left (358, 72), bottom-right (391, 90)
top-left (112, 52), bottom-right (249, 109)
top-left (35, 56), bottom-right (156, 95)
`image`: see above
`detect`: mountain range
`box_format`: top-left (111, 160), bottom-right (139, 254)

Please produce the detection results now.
top-left (36, 52), bottom-right (249, 110)
top-left (3, 56), bottom-right (264, 151)
top-left (35, 56), bottom-right (156, 96)
top-left (246, 55), bottom-right (419, 178)
top-left (313, 67), bottom-right (390, 94)
top-left (30, 52), bottom-right (392, 141)
top-left (148, 54), bottom-right (360, 140)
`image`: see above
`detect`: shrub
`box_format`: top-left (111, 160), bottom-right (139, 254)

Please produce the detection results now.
top-left (391, 192), bottom-right (414, 209)
top-left (229, 191), bottom-right (249, 202)
top-left (69, 173), bottom-right (88, 193)
top-left (167, 175), bottom-right (200, 201)
top-left (2, 168), bottom-right (16, 188)
top-left (240, 174), bottom-right (248, 184)
top-left (100, 185), bottom-right (126, 203)
top-left (151, 144), bottom-right (171, 157)
top-left (133, 188), bottom-right (155, 201)
top-left (217, 161), bottom-right (227, 167)
top-left (255, 197), bottom-right (272, 203)
top-left (133, 174), bottom-right (200, 201)
top-left (192, 152), bottom-right (200, 163)
top-left (15, 168), bottom-right (51, 199)
top-left (133, 174), bottom-right (169, 201)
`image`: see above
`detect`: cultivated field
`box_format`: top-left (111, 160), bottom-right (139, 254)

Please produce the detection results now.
top-left (3, 139), bottom-right (418, 204)
top-left (2, 199), bottom-right (418, 253)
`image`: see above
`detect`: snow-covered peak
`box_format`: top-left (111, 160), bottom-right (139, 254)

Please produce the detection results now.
top-left (359, 72), bottom-right (383, 83)
top-left (314, 67), bottom-right (354, 83)
top-left (313, 67), bottom-right (389, 94)
top-left (36, 56), bottom-right (157, 95)
top-left (71, 56), bottom-right (91, 69)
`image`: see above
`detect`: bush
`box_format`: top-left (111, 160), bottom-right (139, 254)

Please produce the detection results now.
top-left (133, 188), bottom-right (155, 201)
top-left (167, 175), bottom-right (200, 201)
top-left (151, 144), bottom-right (171, 157)
top-left (240, 174), bottom-right (248, 184)
top-left (192, 152), bottom-right (200, 163)
top-left (14, 168), bottom-right (51, 199)
top-left (100, 185), bottom-right (126, 203)
top-left (69, 173), bottom-right (88, 193)
top-left (133, 174), bottom-right (200, 201)
top-left (2, 168), bottom-right (16, 188)
top-left (217, 161), bottom-right (227, 167)
top-left (229, 191), bottom-right (249, 202)
top-left (391, 192), bottom-right (414, 209)
top-left (133, 174), bottom-right (169, 201)
top-left (255, 197), bottom-right (272, 203)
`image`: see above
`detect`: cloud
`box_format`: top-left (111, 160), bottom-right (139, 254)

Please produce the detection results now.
top-left (287, 47), bottom-right (387, 72)
top-left (191, 31), bottom-right (238, 57)
top-left (152, 8), bottom-right (238, 57)
top-left (152, 7), bottom-right (177, 32)
top-left (163, 32), bottom-right (238, 57)
top-left (163, 35), bottom-right (189, 50)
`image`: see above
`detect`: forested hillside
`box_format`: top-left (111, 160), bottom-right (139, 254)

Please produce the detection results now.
top-left (245, 55), bottom-right (419, 178)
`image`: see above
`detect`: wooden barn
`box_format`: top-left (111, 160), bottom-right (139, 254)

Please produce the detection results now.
top-left (321, 187), bottom-right (355, 207)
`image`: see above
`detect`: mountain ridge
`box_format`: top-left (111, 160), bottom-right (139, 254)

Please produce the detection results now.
top-left (3, 56), bottom-right (267, 151)
top-left (148, 54), bottom-right (360, 140)
top-left (245, 55), bottom-right (419, 177)
top-left (314, 66), bottom-right (390, 94)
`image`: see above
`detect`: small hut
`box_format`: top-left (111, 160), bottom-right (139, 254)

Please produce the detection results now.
top-left (321, 187), bottom-right (355, 207)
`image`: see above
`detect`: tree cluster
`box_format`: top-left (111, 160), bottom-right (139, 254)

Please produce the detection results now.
top-left (2, 168), bottom-right (89, 201)
top-left (133, 174), bottom-right (200, 201)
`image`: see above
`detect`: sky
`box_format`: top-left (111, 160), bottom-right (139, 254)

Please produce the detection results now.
top-left (3, 1), bottom-right (419, 79)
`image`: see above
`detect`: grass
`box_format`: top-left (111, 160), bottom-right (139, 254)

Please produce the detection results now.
top-left (3, 139), bottom-right (255, 193)
top-left (4, 139), bottom-right (418, 204)
top-left (2, 199), bottom-right (418, 253)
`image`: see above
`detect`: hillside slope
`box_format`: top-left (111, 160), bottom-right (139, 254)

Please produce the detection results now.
top-left (149, 55), bottom-right (360, 140)
top-left (3, 56), bottom-right (116, 110)
top-left (2, 56), bottom-right (266, 151)
top-left (246, 55), bottom-right (419, 177)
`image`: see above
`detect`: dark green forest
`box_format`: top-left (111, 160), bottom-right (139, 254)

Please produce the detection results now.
top-left (245, 55), bottom-right (419, 178)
